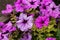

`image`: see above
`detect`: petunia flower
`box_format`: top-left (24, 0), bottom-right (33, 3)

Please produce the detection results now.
top-left (39, 1), bottom-right (53, 17)
top-left (22, 0), bottom-right (40, 9)
top-left (57, 4), bottom-right (60, 18)
top-left (0, 22), bottom-right (4, 27)
top-left (35, 16), bottom-right (49, 29)
top-left (0, 22), bottom-right (16, 40)
top-left (14, 0), bottom-right (30, 12)
top-left (2, 21), bottom-right (16, 33)
top-left (1, 4), bottom-right (13, 15)
top-left (40, 2), bottom-right (60, 18)
top-left (0, 21), bottom-right (16, 33)
top-left (14, 0), bottom-right (24, 12)
top-left (19, 32), bottom-right (32, 40)
top-left (46, 37), bottom-right (56, 40)
top-left (48, 2), bottom-right (60, 18)
top-left (2, 34), bottom-right (9, 40)
top-left (39, 4), bottom-right (50, 17)
top-left (0, 33), bottom-right (9, 40)
top-left (40, 0), bottom-right (52, 5)
top-left (16, 13), bottom-right (33, 31)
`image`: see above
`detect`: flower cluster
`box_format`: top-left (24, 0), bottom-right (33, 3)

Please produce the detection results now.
top-left (0, 22), bottom-right (16, 40)
top-left (1, 0), bottom-right (60, 40)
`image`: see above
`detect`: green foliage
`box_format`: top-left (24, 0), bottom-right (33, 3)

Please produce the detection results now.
top-left (56, 29), bottom-right (60, 40)
top-left (32, 18), bottom-right (57, 40)
top-left (9, 29), bottom-right (23, 40)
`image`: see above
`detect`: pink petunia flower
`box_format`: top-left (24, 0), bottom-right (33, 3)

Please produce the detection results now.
top-left (0, 33), bottom-right (9, 40)
top-left (22, 0), bottom-right (40, 9)
top-left (2, 34), bottom-right (9, 40)
top-left (35, 16), bottom-right (49, 29)
top-left (2, 21), bottom-right (16, 33)
top-left (41, 0), bottom-right (52, 5)
top-left (48, 2), bottom-right (60, 18)
top-left (0, 21), bottom-right (16, 33)
top-left (1, 4), bottom-right (13, 14)
top-left (14, 3), bottom-right (24, 12)
top-left (46, 37), bottom-right (56, 40)
top-left (0, 22), bottom-right (16, 40)
top-left (39, 4), bottom-right (50, 17)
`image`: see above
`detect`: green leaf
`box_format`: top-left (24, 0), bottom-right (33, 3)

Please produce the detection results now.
top-left (56, 29), bottom-right (60, 40)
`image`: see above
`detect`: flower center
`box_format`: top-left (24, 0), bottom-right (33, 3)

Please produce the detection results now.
top-left (43, 6), bottom-right (46, 9)
top-left (22, 20), bottom-right (27, 24)
top-left (30, 1), bottom-right (35, 5)
top-left (52, 7), bottom-right (55, 10)
top-left (41, 20), bottom-right (44, 24)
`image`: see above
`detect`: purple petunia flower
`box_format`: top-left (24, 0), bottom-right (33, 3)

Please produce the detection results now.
top-left (2, 21), bottom-right (16, 33)
top-left (14, 0), bottom-right (30, 12)
top-left (19, 33), bottom-right (32, 40)
top-left (22, 0), bottom-right (40, 9)
top-left (57, 4), bottom-right (60, 18)
top-left (0, 33), bottom-right (9, 40)
top-left (39, 4), bottom-right (50, 17)
top-left (14, 3), bottom-right (24, 12)
top-left (16, 13), bottom-right (33, 31)
top-left (40, 2), bottom-right (60, 18)
top-left (35, 16), bottom-right (49, 29)
top-left (14, 0), bottom-right (40, 12)
top-left (46, 37), bottom-right (56, 40)
top-left (1, 4), bottom-right (13, 15)
top-left (2, 34), bottom-right (9, 40)
top-left (0, 22), bottom-right (16, 40)
top-left (40, 0), bottom-right (52, 5)
top-left (0, 21), bottom-right (16, 33)
top-left (0, 22), bottom-right (4, 27)
top-left (58, 4), bottom-right (60, 11)
top-left (0, 33), bottom-right (2, 40)
top-left (48, 2), bottom-right (60, 18)
top-left (14, 0), bottom-right (24, 12)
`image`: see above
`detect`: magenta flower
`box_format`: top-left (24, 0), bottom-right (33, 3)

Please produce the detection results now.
top-left (0, 22), bottom-right (16, 40)
top-left (1, 4), bottom-right (13, 15)
top-left (59, 4), bottom-right (60, 11)
top-left (20, 33), bottom-right (32, 40)
top-left (14, 3), bottom-right (24, 12)
top-left (46, 37), bottom-right (56, 40)
top-left (16, 13), bottom-right (33, 31)
top-left (40, 4), bottom-right (50, 17)
top-left (0, 22), bottom-right (4, 27)
top-left (48, 2), bottom-right (60, 18)
top-left (41, 0), bottom-right (52, 5)
top-left (2, 34), bottom-right (9, 40)
top-left (22, 0), bottom-right (40, 9)
top-left (14, 0), bottom-right (30, 12)
top-left (40, 0), bottom-right (53, 17)
top-left (0, 21), bottom-right (16, 33)
top-left (57, 4), bottom-right (60, 18)
top-left (35, 16), bottom-right (49, 29)
top-left (0, 33), bottom-right (9, 40)
top-left (40, 2), bottom-right (60, 18)
top-left (14, 0), bottom-right (24, 12)
top-left (0, 33), bottom-right (2, 40)
top-left (2, 21), bottom-right (16, 33)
